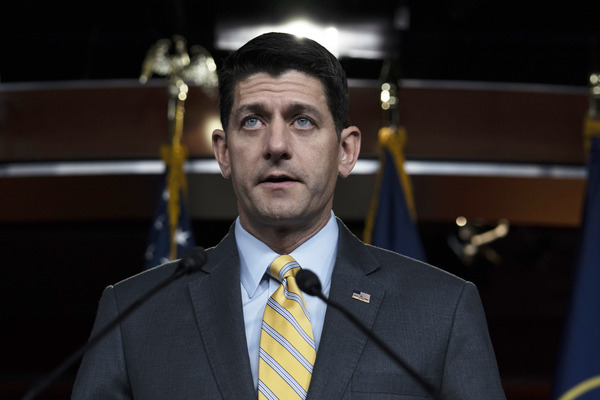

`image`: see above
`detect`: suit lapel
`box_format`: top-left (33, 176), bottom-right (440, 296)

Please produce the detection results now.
top-left (188, 231), bottom-right (256, 399)
top-left (307, 220), bottom-right (385, 399)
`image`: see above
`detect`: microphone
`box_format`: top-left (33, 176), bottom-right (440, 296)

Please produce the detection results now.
top-left (21, 247), bottom-right (208, 400)
top-left (296, 269), bottom-right (441, 400)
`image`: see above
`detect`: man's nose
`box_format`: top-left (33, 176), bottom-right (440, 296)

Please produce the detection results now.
top-left (265, 119), bottom-right (291, 160)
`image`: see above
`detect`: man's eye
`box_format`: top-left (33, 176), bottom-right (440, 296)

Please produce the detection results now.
top-left (243, 117), bottom-right (261, 128)
top-left (295, 117), bottom-right (313, 129)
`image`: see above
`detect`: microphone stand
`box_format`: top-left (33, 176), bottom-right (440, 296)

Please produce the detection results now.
top-left (296, 269), bottom-right (441, 400)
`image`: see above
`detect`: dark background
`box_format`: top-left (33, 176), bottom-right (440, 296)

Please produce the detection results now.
top-left (1, 1), bottom-right (598, 399)
top-left (1, 0), bottom-right (600, 85)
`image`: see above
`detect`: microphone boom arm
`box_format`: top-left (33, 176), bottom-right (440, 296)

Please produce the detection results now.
top-left (21, 247), bottom-right (207, 400)
top-left (297, 269), bottom-right (440, 400)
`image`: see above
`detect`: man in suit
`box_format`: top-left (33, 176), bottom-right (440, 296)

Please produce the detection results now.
top-left (72, 32), bottom-right (505, 399)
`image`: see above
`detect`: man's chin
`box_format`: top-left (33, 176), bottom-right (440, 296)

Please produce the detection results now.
top-left (250, 207), bottom-right (309, 227)
top-left (260, 210), bottom-right (301, 224)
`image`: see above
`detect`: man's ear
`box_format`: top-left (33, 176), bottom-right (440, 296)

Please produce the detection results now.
top-left (212, 129), bottom-right (231, 179)
top-left (338, 126), bottom-right (361, 178)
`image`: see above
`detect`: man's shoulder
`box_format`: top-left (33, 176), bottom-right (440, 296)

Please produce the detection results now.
top-left (336, 218), bottom-right (466, 289)
top-left (109, 259), bottom-right (182, 298)
top-left (365, 243), bottom-right (465, 286)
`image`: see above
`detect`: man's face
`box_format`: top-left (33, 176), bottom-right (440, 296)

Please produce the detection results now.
top-left (213, 70), bottom-right (359, 235)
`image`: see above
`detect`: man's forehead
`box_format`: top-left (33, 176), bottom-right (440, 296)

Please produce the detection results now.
top-left (234, 70), bottom-right (325, 98)
top-left (229, 71), bottom-right (332, 125)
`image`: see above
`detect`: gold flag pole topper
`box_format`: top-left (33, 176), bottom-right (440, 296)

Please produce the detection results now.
top-left (139, 35), bottom-right (218, 259)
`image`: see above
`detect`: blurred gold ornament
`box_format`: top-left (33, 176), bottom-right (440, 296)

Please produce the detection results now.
top-left (139, 35), bottom-right (217, 97)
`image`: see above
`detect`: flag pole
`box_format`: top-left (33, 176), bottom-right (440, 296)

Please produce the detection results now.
top-left (584, 71), bottom-right (600, 154)
top-left (140, 35), bottom-right (217, 265)
top-left (363, 58), bottom-right (425, 261)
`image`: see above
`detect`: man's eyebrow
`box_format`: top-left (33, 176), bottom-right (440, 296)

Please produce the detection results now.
top-left (232, 103), bottom-right (325, 122)
top-left (232, 103), bottom-right (268, 121)
top-left (284, 103), bottom-right (324, 121)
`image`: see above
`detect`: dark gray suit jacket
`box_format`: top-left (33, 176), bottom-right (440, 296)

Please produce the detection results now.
top-left (72, 219), bottom-right (505, 399)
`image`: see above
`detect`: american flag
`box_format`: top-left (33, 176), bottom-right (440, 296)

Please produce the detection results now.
top-left (144, 170), bottom-right (196, 269)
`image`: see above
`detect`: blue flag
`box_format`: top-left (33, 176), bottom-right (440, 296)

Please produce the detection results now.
top-left (364, 127), bottom-right (426, 261)
top-left (144, 167), bottom-right (196, 269)
top-left (552, 136), bottom-right (600, 400)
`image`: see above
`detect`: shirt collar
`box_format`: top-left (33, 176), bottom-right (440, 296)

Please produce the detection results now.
top-left (236, 211), bottom-right (339, 298)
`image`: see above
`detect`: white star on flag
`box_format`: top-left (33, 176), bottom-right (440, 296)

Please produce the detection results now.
top-left (175, 228), bottom-right (191, 246)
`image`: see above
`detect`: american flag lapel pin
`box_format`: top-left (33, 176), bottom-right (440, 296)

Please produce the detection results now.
top-left (352, 290), bottom-right (371, 303)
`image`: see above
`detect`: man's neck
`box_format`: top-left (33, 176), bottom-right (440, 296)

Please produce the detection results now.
top-left (239, 211), bottom-right (332, 254)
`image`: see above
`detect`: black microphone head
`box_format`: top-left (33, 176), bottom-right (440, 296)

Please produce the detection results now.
top-left (179, 247), bottom-right (207, 273)
top-left (296, 269), bottom-right (322, 296)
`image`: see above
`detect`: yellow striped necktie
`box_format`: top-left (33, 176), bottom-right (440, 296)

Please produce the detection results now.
top-left (258, 255), bottom-right (316, 400)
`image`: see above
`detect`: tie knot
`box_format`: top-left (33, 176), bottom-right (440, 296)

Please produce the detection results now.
top-left (269, 254), bottom-right (300, 282)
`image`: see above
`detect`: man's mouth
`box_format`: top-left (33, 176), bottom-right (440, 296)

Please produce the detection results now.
top-left (266, 176), bottom-right (292, 182)
top-left (261, 174), bottom-right (298, 184)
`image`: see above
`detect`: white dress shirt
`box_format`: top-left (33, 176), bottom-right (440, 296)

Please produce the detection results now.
top-left (235, 211), bottom-right (339, 390)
